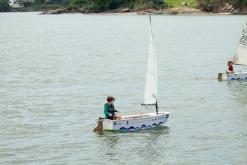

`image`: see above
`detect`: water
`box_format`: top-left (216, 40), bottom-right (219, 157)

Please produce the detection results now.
top-left (0, 12), bottom-right (247, 165)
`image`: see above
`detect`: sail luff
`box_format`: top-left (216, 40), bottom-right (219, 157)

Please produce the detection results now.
top-left (233, 22), bottom-right (247, 66)
top-left (144, 15), bottom-right (157, 105)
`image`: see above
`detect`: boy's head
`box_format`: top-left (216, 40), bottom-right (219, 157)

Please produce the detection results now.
top-left (107, 96), bottom-right (115, 104)
top-left (228, 61), bottom-right (233, 66)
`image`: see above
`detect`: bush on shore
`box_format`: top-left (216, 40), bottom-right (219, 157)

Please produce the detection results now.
top-left (0, 0), bottom-right (10, 11)
top-left (197, 0), bottom-right (246, 12)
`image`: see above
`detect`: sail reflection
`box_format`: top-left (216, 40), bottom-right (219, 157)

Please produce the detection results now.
top-left (136, 126), bottom-right (170, 164)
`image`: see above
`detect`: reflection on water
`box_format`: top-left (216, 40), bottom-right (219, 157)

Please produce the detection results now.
top-left (96, 131), bottom-right (120, 148)
top-left (227, 81), bottom-right (247, 106)
top-left (96, 126), bottom-right (170, 164)
top-left (137, 126), bottom-right (170, 164)
top-left (96, 126), bottom-right (170, 145)
top-left (95, 126), bottom-right (170, 163)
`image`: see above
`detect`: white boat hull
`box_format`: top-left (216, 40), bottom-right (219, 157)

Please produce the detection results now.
top-left (218, 72), bottom-right (247, 81)
top-left (98, 112), bottom-right (169, 131)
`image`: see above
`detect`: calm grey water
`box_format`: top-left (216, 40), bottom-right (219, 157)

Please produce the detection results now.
top-left (0, 12), bottom-right (247, 165)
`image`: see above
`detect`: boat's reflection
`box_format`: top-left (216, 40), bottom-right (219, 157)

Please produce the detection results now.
top-left (95, 130), bottom-right (120, 148)
top-left (226, 80), bottom-right (247, 106)
top-left (95, 125), bottom-right (170, 161)
top-left (95, 125), bottom-right (170, 136)
top-left (136, 126), bottom-right (170, 164)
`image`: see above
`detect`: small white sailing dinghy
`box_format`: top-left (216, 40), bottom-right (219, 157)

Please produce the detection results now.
top-left (95, 15), bottom-right (169, 131)
top-left (218, 22), bottom-right (247, 81)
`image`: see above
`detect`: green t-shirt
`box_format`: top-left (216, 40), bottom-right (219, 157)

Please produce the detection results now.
top-left (104, 103), bottom-right (116, 119)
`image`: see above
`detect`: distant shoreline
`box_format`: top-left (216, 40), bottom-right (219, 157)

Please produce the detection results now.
top-left (38, 7), bottom-right (247, 15)
top-left (5, 6), bottom-right (247, 15)
top-left (2, 0), bottom-right (246, 15)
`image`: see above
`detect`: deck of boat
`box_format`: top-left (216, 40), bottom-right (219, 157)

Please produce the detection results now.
top-left (120, 112), bottom-right (168, 120)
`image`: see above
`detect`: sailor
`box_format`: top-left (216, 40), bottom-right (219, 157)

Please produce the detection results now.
top-left (104, 96), bottom-right (120, 120)
top-left (227, 61), bottom-right (235, 74)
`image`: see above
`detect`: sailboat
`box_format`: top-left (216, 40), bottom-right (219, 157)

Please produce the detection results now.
top-left (96, 15), bottom-right (169, 131)
top-left (218, 22), bottom-right (247, 81)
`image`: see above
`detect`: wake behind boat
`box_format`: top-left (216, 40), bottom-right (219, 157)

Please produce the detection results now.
top-left (218, 22), bottom-right (247, 81)
top-left (94, 15), bottom-right (169, 131)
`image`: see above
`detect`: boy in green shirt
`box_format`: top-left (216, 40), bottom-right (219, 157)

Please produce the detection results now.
top-left (104, 96), bottom-right (120, 120)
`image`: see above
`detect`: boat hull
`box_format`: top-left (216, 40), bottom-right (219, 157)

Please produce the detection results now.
top-left (218, 72), bottom-right (247, 81)
top-left (99, 112), bottom-right (169, 131)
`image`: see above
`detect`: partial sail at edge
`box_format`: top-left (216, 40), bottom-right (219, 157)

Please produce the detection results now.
top-left (144, 15), bottom-right (157, 105)
top-left (233, 22), bottom-right (247, 65)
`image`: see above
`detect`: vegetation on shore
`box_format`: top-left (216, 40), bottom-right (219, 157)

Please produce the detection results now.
top-left (0, 0), bottom-right (10, 11)
top-left (68, 0), bottom-right (167, 11)
top-left (15, 3), bottom-right (67, 11)
top-left (197, 0), bottom-right (247, 12)
top-left (166, 0), bottom-right (198, 8)
top-left (0, 0), bottom-right (246, 13)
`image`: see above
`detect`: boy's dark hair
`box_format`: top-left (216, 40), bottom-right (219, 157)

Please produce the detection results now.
top-left (107, 96), bottom-right (115, 102)
top-left (228, 61), bottom-right (233, 65)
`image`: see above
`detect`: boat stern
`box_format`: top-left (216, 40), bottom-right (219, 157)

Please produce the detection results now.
top-left (218, 73), bottom-right (227, 81)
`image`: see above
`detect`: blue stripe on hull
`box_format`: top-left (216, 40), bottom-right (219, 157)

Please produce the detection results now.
top-left (231, 78), bottom-right (246, 80)
top-left (118, 122), bottom-right (165, 131)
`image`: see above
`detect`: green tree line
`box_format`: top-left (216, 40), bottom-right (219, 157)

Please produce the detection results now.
top-left (197, 0), bottom-right (247, 11)
top-left (68, 0), bottom-right (166, 11)
top-left (0, 0), bottom-right (10, 11)
top-left (0, 0), bottom-right (246, 12)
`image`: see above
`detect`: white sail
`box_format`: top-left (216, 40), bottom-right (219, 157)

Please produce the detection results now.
top-left (233, 22), bottom-right (247, 65)
top-left (144, 15), bottom-right (157, 105)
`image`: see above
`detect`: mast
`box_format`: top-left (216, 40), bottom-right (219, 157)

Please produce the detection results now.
top-left (142, 15), bottom-right (158, 114)
top-left (155, 101), bottom-right (158, 115)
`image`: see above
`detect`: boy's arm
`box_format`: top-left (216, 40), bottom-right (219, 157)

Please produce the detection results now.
top-left (113, 105), bottom-right (118, 112)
